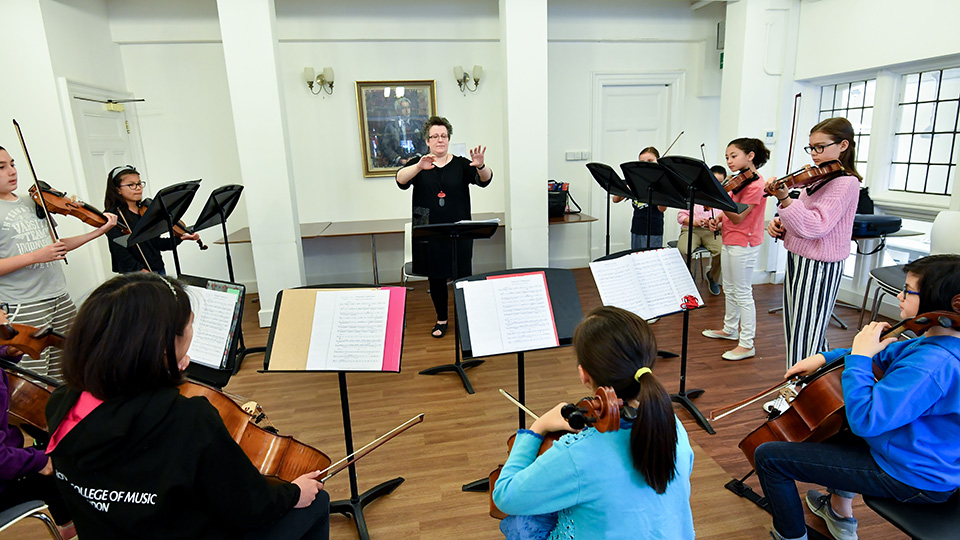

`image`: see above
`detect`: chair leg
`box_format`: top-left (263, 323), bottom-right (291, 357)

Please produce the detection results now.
top-left (869, 290), bottom-right (887, 324)
top-left (33, 509), bottom-right (63, 540)
top-left (857, 276), bottom-right (876, 329)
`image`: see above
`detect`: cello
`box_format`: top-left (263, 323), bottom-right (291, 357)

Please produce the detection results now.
top-left (714, 311), bottom-right (960, 469)
top-left (0, 323), bottom-right (65, 441)
top-left (488, 387), bottom-right (633, 519)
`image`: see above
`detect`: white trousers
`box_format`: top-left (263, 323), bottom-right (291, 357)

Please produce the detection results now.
top-left (720, 244), bottom-right (761, 349)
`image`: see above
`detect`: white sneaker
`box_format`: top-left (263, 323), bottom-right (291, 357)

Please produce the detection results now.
top-left (702, 329), bottom-right (738, 340)
top-left (763, 396), bottom-right (790, 414)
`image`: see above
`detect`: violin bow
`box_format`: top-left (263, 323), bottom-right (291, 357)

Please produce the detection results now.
top-left (13, 120), bottom-right (65, 264)
top-left (662, 131), bottom-right (684, 156)
top-left (318, 413), bottom-right (424, 483)
top-left (709, 378), bottom-right (795, 421)
top-left (115, 206), bottom-right (152, 273)
top-left (499, 389), bottom-right (539, 420)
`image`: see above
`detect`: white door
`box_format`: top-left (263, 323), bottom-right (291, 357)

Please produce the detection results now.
top-left (65, 81), bottom-right (146, 278)
top-left (591, 78), bottom-right (677, 259)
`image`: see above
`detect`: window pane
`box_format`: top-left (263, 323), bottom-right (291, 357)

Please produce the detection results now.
top-left (949, 166), bottom-right (956, 194)
top-left (849, 81), bottom-right (866, 108)
top-left (820, 86), bottom-right (835, 110)
top-left (902, 73), bottom-right (920, 103)
top-left (861, 108), bottom-right (874, 133)
top-left (910, 134), bottom-right (930, 162)
top-left (927, 165), bottom-right (949, 194)
top-left (918, 71), bottom-right (940, 101)
top-left (893, 134), bottom-right (913, 161)
top-left (898, 104), bottom-right (917, 132)
top-left (931, 134), bottom-right (954, 163)
top-left (916, 102), bottom-right (936, 132)
top-left (906, 164), bottom-right (927, 192)
top-left (846, 107), bottom-right (863, 127)
top-left (940, 68), bottom-right (960, 100)
top-left (858, 134), bottom-right (870, 160)
top-left (834, 85), bottom-right (849, 109)
top-left (865, 79), bottom-right (877, 105)
top-left (934, 100), bottom-right (958, 132)
top-left (858, 161), bottom-right (868, 179)
top-left (891, 163), bottom-right (908, 190)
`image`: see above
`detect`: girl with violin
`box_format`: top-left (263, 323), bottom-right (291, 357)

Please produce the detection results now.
top-left (612, 147), bottom-right (667, 250)
top-left (45, 273), bottom-right (330, 539)
top-left (493, 306), bottom-right (695, 540)
top-left (676, 165), bottom-right (726, 296)
top-left (702, 138), bottom-right (770, 361)
top-left (0, 309), bottom-right (72, 534)
top-left (0, 146), bottom-right (117, 379)
top-left (755, 254), bottom-right (960, 540)
top-left (104, 165), bottom-right (201, 275)
top-left (765, 118), bottom-right (862, 375)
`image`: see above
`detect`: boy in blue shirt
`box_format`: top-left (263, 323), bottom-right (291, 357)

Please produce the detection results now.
top-left (755, 254), bottom-right (960, 540)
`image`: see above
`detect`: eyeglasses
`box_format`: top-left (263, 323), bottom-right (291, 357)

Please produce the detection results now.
top-left (121, 181), bottom-right (146, 189)
top-left (901, 285), bottom-right (920, 297)
top-left (427, 133), bottom-right (449, 141)
top-left (803, 142), bottom-right (841, 155)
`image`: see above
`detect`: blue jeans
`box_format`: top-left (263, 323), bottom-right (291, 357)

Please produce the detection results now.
top-left (755, 436), bottom-right (955, 539)
top-left (631, 233), bottom-right (663, 250)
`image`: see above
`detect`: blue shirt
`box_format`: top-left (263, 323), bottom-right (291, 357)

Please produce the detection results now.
top-left (492, 417), bottom-right (695, 540)
top-left (823, 335), bottom-right (960, 491)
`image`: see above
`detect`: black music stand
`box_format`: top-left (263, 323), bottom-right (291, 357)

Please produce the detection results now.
top-left (586, 162), bottom-right (634, 256)
top-left (620, 160), bottom-right (688, 250)
top-left (655, 155), bottom-right (745, 434)
top-left (190, 185), bottom-right (263, 373)
top-left (178, 274), bottom-right (244, 388)
top-left (458, 267), bottom-right (583, 493)
top-left (116, 180), bottom-right (201, 276)
top-left (414, 220), bottom-right (499, 394)
top-left (262, 284), bottom-right (407, 540)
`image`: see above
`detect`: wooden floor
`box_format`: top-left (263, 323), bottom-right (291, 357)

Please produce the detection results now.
top-left (10, 269), bottom-right (910, 540)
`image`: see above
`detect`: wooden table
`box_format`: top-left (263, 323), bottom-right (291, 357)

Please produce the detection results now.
top-left (218, 212), bottom-right (596, 284)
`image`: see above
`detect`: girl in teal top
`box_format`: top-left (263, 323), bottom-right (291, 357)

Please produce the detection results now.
top-left (492, 306), bottom-right (695, 540)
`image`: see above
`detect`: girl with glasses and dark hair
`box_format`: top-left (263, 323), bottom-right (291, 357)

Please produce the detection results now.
top-left (701, 138), bottom-right (769, 361)
top-left (103, 165), bottom-right (201, 275)
top-left (493, 306), bottom-right (694, 540)
top-left (0, 146), bottom-right (117, 378)
top-left (45, 273), bottom-right (330, 540)
top-left (756, 254), bottom-right (960, 540)
top-left (765, 118), bottom-right (863, 387)
top-left (396, 116), bottom-right (493, 338)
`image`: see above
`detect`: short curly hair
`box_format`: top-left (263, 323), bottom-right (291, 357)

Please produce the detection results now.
top-left (422, 116), bottom-right (452, 140)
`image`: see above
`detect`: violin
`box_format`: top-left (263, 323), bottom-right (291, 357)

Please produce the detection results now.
top-left (0, 324), bottom-right (65, 443)
top-left (138, 198), bottom-right (208, 250)
top-left (178, 381), bottom-right (331, 482)
top-left (765, 160), bottom-right (846, 197)
top-left (722, 169), bottom-right (759, 193)
top-left (728, 311), bottom-right (960, 469)
top-left (488, 387), bottom-right (632, 519)
top-left (29, 181), bottom-right (129, 235)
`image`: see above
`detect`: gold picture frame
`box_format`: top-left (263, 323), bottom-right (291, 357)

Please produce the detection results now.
top-left (356, 80), bottom-right (437, 177)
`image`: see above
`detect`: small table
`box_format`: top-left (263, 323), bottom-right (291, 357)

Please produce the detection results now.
top-left (851, 229), bottom-right (922, 290)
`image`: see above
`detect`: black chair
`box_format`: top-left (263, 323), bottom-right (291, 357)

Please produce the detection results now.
top-left (0, 500), bottom-right (63, 539)
top-left (862, 491), bottom-right (960, 540)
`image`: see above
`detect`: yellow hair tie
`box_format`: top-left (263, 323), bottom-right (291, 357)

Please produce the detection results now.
top-left (634, 367), bottom-right (652, 382)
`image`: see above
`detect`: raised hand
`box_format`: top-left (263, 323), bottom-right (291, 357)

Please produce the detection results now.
top-left (469, 145), bottom-right (487, 168)
top-left (418, 154), bottom-right (437, 170)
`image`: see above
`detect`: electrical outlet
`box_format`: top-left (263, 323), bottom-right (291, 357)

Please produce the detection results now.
top-left (581, 151), bottom-right (591, 160)
top-left (565, 151), bottom-right (578, 161)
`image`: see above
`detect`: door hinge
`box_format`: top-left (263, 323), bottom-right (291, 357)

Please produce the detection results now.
top-left (125, 121), bottom-right (131, 134)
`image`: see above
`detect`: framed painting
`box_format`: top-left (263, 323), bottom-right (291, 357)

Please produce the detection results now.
top-left (356, 80), bottom-right (437, 177)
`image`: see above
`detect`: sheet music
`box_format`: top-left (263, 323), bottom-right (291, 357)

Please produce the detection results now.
top-left (185, 286), bottom-right (241, 369)
top-left (457, 273), bottom-right (558, 357)
top-left (590, 248), bottom-right (704, 320)
top-left (306, 289), bottom-right (390, 371)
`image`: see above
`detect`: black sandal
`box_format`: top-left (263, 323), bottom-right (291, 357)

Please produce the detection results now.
top-left (431, 322), bottom-right (448, 338)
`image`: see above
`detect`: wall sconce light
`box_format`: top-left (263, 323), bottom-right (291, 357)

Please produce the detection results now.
top-left (453, 65), bottom-right (482, 93)
top-left (304, 67), bottom-right (335, 95)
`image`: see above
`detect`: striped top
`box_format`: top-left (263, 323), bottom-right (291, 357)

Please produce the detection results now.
top-left (779, 175), bottom-right (860, 262)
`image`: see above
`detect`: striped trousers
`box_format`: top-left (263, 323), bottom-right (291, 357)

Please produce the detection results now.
top-left (782, 252), bottom-right (843, 370)
top-left (6, 293), bottom-right (76, 380)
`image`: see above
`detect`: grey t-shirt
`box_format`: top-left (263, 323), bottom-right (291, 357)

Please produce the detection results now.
top-left (0, 196), bottom-right (67, 303)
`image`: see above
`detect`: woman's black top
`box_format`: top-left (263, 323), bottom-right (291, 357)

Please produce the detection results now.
top-left (105, 207), bottom-right (178, 273)
top-left (397, 155), bottom-right (492, 279)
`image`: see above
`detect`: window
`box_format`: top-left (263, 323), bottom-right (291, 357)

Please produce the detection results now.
top-left (819, 79), bottom-right (875, 178)
top-left (890, 68), bottom-right (960, 196)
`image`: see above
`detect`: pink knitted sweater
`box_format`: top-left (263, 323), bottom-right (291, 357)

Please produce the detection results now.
top-left (778, 175), bottom-right (860, 262)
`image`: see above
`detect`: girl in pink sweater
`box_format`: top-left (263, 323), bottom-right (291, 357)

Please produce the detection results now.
top-left (702, 138), bottom-right (770, 361)
top-left (765, 118), bottom-right (861, 369)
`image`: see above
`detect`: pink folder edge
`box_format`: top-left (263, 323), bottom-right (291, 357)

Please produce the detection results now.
top-left (381, 286), bottom-right (407, 372)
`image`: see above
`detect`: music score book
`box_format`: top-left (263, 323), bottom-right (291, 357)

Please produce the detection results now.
top-left (456, 271), bottom-right (559, 357)
top-left (589, 248), bottom-right (704, 320)
top-left (266, 287), bottom-right (405, 372)
top-left (183, 280), bottom-right (244, 370)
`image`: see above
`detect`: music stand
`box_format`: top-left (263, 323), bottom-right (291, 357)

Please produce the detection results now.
top-left (262, 284), bottom-right (407, 540)
top-left (116, 180), bottom-right (201, 276)
top-left (189, 185), bottom-right (262, 373)
top-left (586, 162), bottom-right (634, 256)
top-left (458, 267), bottom-right (583, 493)
top-left (178, 274), bottom-right (244, 388)
top-left (655, 155), bottom-right (745, 434)
top-left (413, 220), bottom-right (499, 394)
top-left (619, 160), bottom-right (688, 249)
